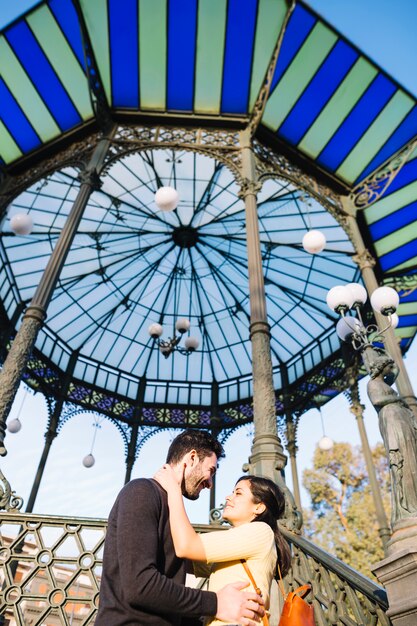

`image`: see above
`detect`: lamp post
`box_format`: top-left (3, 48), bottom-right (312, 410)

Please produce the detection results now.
top-left (326, 281), bottom-right (417, 625)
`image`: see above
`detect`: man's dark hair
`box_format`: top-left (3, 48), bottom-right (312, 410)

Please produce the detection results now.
top-left (166, 429), bottom-right (225, 464)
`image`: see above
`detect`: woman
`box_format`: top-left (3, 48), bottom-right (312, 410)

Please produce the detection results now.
top-left (154, 465), bottom-right (291, 626)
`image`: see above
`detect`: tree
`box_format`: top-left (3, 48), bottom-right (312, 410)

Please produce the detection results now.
top-left (302, 442), bottom-right (390, 576)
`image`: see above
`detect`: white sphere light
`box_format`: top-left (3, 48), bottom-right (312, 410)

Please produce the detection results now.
top-left (148, 323), bottom-right (163, 338)
top-left (302, 230), bottom-right (326, 254)
top-left (390, 313), bottom-right (399, 329)
top-left (175, 318), bottom-right (191, 334)
top-left (184, 336), bottom-right (199, 351)
top-left (370, 286), bottom-right (399, 315)
top-left (7, 418), bottom-right (22, 433)
top-left (326, 285), bottom-right (355, 312)
top-left (154, 186), bottom-right (179, 212)
top-left (319, 435), bottom-right (334, 451)
top-left (10, 213), bottom-right (33, 235)
top-left (336, 316), bottom-right (363, 342)
top-left (82, 453), bottom-right (95, 468)
top-left (346, 282), bottom-right (368, 306)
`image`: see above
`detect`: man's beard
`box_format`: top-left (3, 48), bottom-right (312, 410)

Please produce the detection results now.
top-left (182, 466), bottom-right (204, 500)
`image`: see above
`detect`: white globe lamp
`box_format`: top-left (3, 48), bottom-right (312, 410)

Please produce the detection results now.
top-left (370, 287), bottom-right (399, 316)
top-left (346, 282), bottom-right (368, 306)
top-left (83, 453), bottom-right (95, 468)
top-left (148, 323), bottom-right (163, 338)
top-left (10, 213), bottom-right (33, 235)
top-left (155, 186), bottom-right (179, 212)
top-left (184, 336), bottom-right (199, 351)
top-left (319, 435), bottom-right (334, 451)
top-left (336, 316), bottom-right (363, 342)
top-left (302, 230), bottom-right (326, 254)
top-left (326, 285), bottom-right (355, 313)
top-left (7, 418), bottom-right (22, 433)
top-left (390, 313), bottom-right (399, 329)
top-left (175, 318), bottom-right (191, 334)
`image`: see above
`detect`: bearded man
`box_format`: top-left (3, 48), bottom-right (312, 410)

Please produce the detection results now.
top-left (95, 429), bottom-right (264, 626)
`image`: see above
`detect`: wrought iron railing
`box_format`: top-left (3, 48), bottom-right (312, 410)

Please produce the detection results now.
top-left (0, 513), bottom-right (391, 625)
top-left (280, 528), bottom-right (391, 626)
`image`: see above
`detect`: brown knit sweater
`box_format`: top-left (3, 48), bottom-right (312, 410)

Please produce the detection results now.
top-left (95, 478), bottom-right (217, 625)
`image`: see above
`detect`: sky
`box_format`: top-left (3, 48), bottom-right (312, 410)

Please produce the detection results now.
top-left (0, 0), bottom-right (417, 523)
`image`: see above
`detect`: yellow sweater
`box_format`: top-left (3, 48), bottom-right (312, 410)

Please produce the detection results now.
top-left (198, 521), bottom-right (276, 626)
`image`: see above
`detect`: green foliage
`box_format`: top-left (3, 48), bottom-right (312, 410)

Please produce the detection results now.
top-left (302, 442), bottom-right (390, 577)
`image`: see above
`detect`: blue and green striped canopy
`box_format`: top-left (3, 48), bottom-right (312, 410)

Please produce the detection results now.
top-left (1, 0), bottom-right (416, 420)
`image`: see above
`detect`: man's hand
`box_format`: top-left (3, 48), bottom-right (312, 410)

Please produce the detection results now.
top-left (216, 581), bottom-right (265, 626)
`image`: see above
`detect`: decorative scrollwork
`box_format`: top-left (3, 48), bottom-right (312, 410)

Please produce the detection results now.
top-left (248, 1), bottom-right (296, 135)
top-left (104, 124), bottom-right (243, 184)
top-left (352, 136), bottom-right (417, 208)
top-left (385, 274), bottom-right (417, 297)
top-left (0, 469), bottom-right (23, 512)
top-left (0, 133), bottom-right (101, 213)
top-left (209, 503), bottom-right (225, 524)
top-left (352, 248), bottom-right (376, 271)
top-left (251, 139), bottom-right (349, 232)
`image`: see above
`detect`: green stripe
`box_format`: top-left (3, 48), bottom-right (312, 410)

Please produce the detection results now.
top-left (80, 0), bottom-right (111, 103)
top-left (0, 37), bottom-right (60, 141)
top-left (364, 179), bottom-right (417, 225)
top-left (139, 0), bottom-right (166, 109)
top-left (298, 58), bottom-right (377, 159)
top-left (249, 0), bottom-right (287, 111)
top-left (395, 326), bottom-right (415, 338)
top-left (194, 0), bottom-right (227, 113)
top-left (398, 302), bottom-right (417, 315)
top-left (28, 6), bottom-right (93, 120)
top-left (0, 120), bottom-right (22, 164)
top-left (374, 221), bottom-right (417, 255)
top-left (336, 91), bottom-right (415, 183)
top-left (262, 22), bottom-right (337, 131)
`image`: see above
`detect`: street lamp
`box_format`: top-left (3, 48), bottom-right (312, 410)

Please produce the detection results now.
top-left (148, 318), bottom-right (200, 358)
top-left (326, 282), bottom-right (399, 351)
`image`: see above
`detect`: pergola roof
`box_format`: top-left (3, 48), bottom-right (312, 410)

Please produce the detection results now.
top-left (0, 0), bottom-right (416, 428)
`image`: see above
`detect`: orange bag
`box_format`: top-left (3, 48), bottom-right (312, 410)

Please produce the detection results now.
top-left (241, 560), bottom-right (315, 626)
top-left (278, 584), bottom-right (314, 626)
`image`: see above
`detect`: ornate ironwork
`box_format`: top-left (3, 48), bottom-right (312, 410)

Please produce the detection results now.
top-left (0, 133), bottom-right (102, 214)
top-left (352, 136), bottom-right (417, 208)
top-left (281, 528), bottom-right (391, 626)
top-left (0, 512), bottom-right (392, 625)
top-left (0, 471), bottom-right (23, 513)
top-left (251, 138), bottom-right (347, 226)
top-left (385, 274), bottom-right (417, 297)
top-left (0, 512), bottom-right (105, 625)
top-left (105, 125), bottom-right (244, 185)
top-left (248, 1), bottom-right (296, 135)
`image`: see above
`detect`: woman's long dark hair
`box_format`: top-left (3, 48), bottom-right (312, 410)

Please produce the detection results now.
top-left (236, 475), bottom-right (291, 577)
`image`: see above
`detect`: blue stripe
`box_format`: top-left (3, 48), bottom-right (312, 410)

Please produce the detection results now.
top-left (6, 22), bottom-right (81, 131)
top-left (278, 40), bottom-right (358, 144)
top-left (398, 313), bottom-right (417, 327)
top-left (369, 200), bottom-right (417, 241)
top-left (317, 74), bottom-right (397, 172)
top-left (377, 157), bottom-right (417, 198)
top-left (269, 3), bottom-right (316, 93)
top-left (49, 0), bottom-right (85, 69)
top-left (400, 337), bottom-right (411, 350)
top-left (355, 105), bottom-right (417, 183)
top-left (167, 0), bottom-right (196, 111)
top-left (109, 0), bottom-right (139, 107)
top-left (0, 79), bottom-right (40, 152)
top-left (221, 0), bottom-right (258, 114)
top-left (380, 239), bottom-right (417, 271)
top-left (398, 288), bottom-right (417, 303)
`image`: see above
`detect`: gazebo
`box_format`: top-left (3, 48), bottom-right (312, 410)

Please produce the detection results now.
top-left (0, 1), bottom-right (417, 624)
